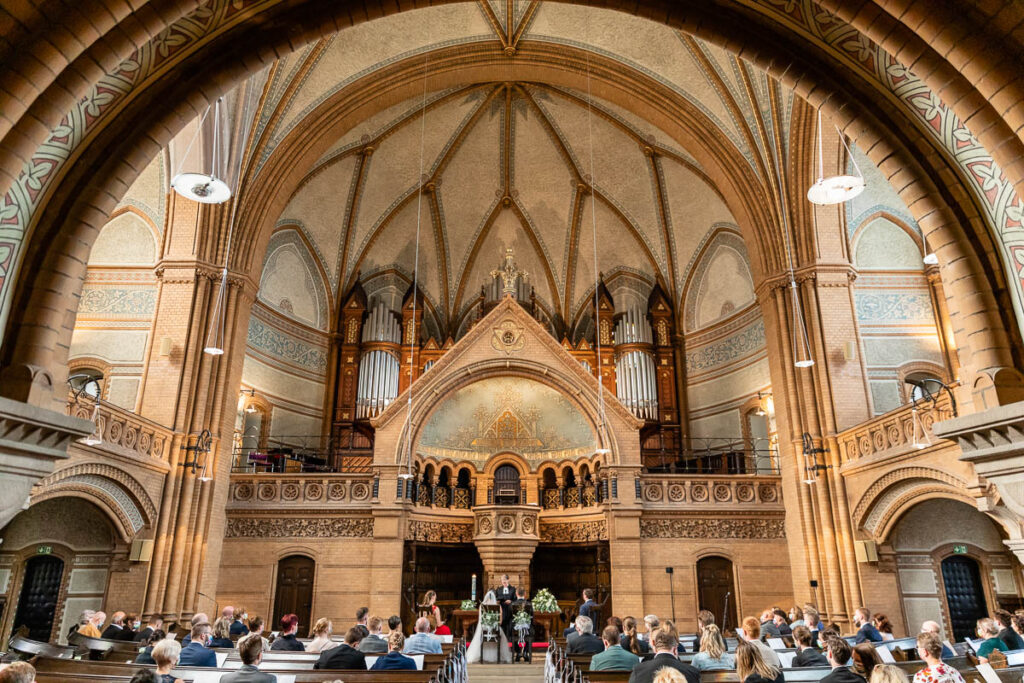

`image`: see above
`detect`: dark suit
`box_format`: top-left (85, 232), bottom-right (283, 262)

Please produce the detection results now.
top-left (579, 599), bottom-right (597, 620)
top-left (358, 634), bottom-right (388, 653)
top-left (179, 641), bottom-right (218, 667)
top-left (270, 634), bottom-right (304, 652)
top-left (314, 642), bottom-right (366, 670)
top-left (821, 667), bottom-right (867, 683)
top-left (230, 620), bottom-right (250, 636)
top-left (510, 598), bottom-right (534, 661)
top-left (135, 627), bottom-right (155, 643)
top-left (370, 651), bottom-right (417, 670)
top-left (621, 634), bottom-right (651, 655)
top-left (567, 632), bottom-right (605, 655)
top-left (761, 621), bottom-right (781, 639)
top-left (628, 652), bottom-right (700, 683)
top-left (102, 624), bottom-right (133, 640)
top-left (999, 627), bottom-right (1024, 651)
top-left (854, 624), bottom-right (882, 644)
top-left (495, 585), bottom-right (516, 634)
top-left (793, 647), bottom-right (829, 667)
top-left (219, 664), bottom-right (278, 682)
top-left (135, 646), bottom-right (156, 665)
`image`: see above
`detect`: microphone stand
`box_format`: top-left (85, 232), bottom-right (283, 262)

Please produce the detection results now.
top-left (722, 592), bottom-right (731, 634)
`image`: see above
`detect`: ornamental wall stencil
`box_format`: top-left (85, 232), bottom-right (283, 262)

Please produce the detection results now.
top-left (639, 517), bottom-right (786, 539)
top-left (246, 316), bottom-right (328, 373)
top-left (225, 517), bottom-right (374, 538)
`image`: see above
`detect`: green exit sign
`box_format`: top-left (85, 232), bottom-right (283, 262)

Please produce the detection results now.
top-left (952, 544), bottom-right (968, 555)
top-left (37, 545), bottom-right (52, 555)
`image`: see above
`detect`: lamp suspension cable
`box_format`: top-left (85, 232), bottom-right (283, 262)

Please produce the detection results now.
top-left (171, 97), bottom-right (232, 204)
top-left (806, 107), bottom-right (865, 205)
top-left (584, 8), bottom-right (611, 457)
top-left (400, 52), bottom-right (430, 481)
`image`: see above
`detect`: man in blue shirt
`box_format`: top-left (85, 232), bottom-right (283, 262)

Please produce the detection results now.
top-left (178, 623), bottom-right (217, 667)
top-left (403, 617), bottom-right (442, 655)
top-left (853, 607), bottom-right (882, 643)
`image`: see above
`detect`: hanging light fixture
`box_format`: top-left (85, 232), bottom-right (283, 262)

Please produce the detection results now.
top-left (171, 98), bottom-right (233, 204)
top-left (910, 405), bottom-right (930, 450)
top-left (399, 52), bottom-right (431, 481)
top-left (806, 110), bottom-right (865, 205)
top-left (68, 374), bottom-right (103, 446)
top-left (80, 401), bottom-right (103, 446)
top-left (583, 8), bottom-right (611, 458)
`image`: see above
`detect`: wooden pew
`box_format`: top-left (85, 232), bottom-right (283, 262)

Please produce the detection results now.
top-left (6, 635), bottom-right (77, 660)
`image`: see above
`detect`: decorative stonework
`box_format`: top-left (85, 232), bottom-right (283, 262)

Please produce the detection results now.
top-left (539, 520), bottom-right (607, 543)
top-left (638, 476), bottom-right (781, 507)
top-left (68, 399), bottom-right (170, 462)
top-left (491, 319), bottom-right (526, 355)
top-left (229, 475), bottom-right (375, 506)
top-left (640, 517), bottom-right (785, 539)
top-left (837, 392), bottom-right (953, 463)
top-left (225, 517), bottom-right (373, 538)
top-left (407, 520), bottom-right (473, 543)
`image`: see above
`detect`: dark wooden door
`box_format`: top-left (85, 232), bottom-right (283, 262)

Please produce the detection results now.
top-left (494, 465), bottom-right (521, 504)
top-left (14, 555), bottom-right (65, 641)
top-left (942, 555), bottom-right (988, 642)
top-left (697, 556), bottom-right (737, 632)
top-left (273, 555), bottom-right (315, 636)
top-left (401, 543), bottom-right (484, 631)
top-left (530, 542), bottom-right (612, 624)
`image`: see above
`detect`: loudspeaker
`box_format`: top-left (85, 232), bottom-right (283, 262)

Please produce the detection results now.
top-left (854, 540), bottom-right (878, 563)
top-left (159, 337), bottom-right (173, 357)
top-left (130, 539), bottom-right (154, 562)
top-left (843, 340), bottom-right (857, 361)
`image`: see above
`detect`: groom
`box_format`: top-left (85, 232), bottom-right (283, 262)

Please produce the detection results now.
top-left (495, 574), bottom-right (516, 639)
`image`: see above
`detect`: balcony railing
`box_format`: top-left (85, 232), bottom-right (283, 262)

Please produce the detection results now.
top-left (636, 473), bottom-right (784, 507)
top-left (640, 426), bottom-right (779, 474)
top-left (67, 396), bottom-right (173, 462)
top-left (836, 390), bottom-right (955, 463)
top-left (232, 426), bottom-right (373, 473)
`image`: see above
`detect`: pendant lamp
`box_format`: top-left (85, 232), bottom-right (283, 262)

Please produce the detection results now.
top-left (910, 406), bottom-right (931, 450)
top-left (171, 98), bottom-right (232, 204)
top-left (80, 401), bottom-right (103, 446)
top-left (807, 110), bottom-right (865, 205)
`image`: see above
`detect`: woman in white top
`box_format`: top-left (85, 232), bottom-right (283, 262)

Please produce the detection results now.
top-left (692, 624), bottom-right (736, 671)
top-left (305, 618), bottom-right (336, 653)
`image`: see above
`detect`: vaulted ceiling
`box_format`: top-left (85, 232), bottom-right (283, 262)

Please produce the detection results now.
top-left (237, 1), bottom-right (800, 338)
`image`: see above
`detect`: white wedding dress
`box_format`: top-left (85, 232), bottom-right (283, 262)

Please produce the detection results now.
top-left (466, 590), bottom-right (512, 663)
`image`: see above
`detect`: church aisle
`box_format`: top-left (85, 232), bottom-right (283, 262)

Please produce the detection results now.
top-left (467, 662), bottom-right (545, 683)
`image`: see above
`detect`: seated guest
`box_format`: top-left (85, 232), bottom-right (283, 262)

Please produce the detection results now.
top-left (693, 610), bottom-right (715, 652)
top-left (853, 642), bottom-right (883, 680)
top-left (314, 627), bottom-right (366, 670)
top-left (790, 606), bottom-right (806, 628)
top-left (181, 613), bottom-right (209, 645)
top-left (919, 622), bottom-right (954, 659)
top-left (1014, 614), bottom-right (1024, 640)
top-left (822, 635), bottom-right (864, 683)
top-left (642, 614), bottom-right (660, 642)
top-left (229, 607), bottom-right (250, 636)
top-left (248, 616), bottom-right (270, 652)
top-left (854, 608), bottom-right (883, 644)
top-left (179, 623), bottom-right (217, 667)
top-left (913, 631), bottom-right (965, 683)
top-left (628, 625), bottom-right (699, 683)
top-left (772, 609), bottom-right (793, 637)
top-left (103, 611), bottom-right (133, 640)
top-left (387, 615), bottom-right (403, 635)
top-left (741, 617), bottom-right (782, 668)
top-left (995, 610), bottom-right (1024, 651)
top-left (219, 632), bottom-right (278, 683)
top-left (567, 615), bottom-right (605, 655)
top-left (130, 671), bottom-right (160, 683)
top-left (305, 618), bottom-right (335, 653)
top-left (760, 610), bottom-right (782, 639)
top-left (871, 664), bottom-right (910, 683)
top-left (136, 614), bottom-right (164, 642)
top-left (622, 616), bottom-right (651, 655)
top-left (591, 625), bottom-right (641, 671)
top-left (210, 618), bottom-right (234, 648)
top-left (404, 617), bottom-right (443, 654)
top-left (792, 625), bottom-right (829, 667)
top-left (975, 618), bottom-right (1008, 663)
top-left (355, 606), bottom-right (369, 629)
top-left (804, 606), bottom-right (824, 640)
top-left (359, 615), bottom-right (388, 653)
top-left (873, 614), bottom-right (895, 642)
top-left (152, 639), bottom-right (184, 683)
top-left (77, 610), bottom-right (103, 638)
top-left (372, 631), bottom-right (418, 670)
top-left (270, 614), bottom-right (304, 651)
top-left (136, 629), bottom-right (167, 664)
top-left (692, 624), bottom-right (735, 671)
top-left (0, 662), bottom-right (36, 683)
top-left (736, 639), bottom-right (784, 683)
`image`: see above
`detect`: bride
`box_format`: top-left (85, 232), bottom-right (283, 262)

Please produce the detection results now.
top-left (466, 590), bottom-right (512, 663)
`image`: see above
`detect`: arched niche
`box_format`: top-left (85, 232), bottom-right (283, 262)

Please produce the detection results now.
top-left (88, 211), bottom-right (158, 267)
top-left (258, 228), bottom-right (330, 331)
top-left (681, 227), bottom-right (755, 333)
top-left (853, 216), bottom-right (924, 271)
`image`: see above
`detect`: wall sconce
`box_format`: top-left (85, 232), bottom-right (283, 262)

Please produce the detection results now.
top-left (68, 374), bottom-right (103, 446)
top-left (181, 429), bottom-right (214, 482)
top-left (904, 378), bottom-right (958, 417)
top-left (755, 391), bottom-right (773, 417)
top-left (801, 432), bottom-right (830, 485)
top-left (240, 388), bottom-right (257, 413)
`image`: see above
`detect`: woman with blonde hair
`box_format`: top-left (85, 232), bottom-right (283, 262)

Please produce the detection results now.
top-left (209, 618), bottom-right (233, 649)
top-left (654, 668), bottom-right (690, 683)
top-left (692, 624), bottom-right (735, 671)
top-left (736, 639), bottom-right (783, 683)
top-left (151, 639), bottom-right (182, 683)
top-left (305, 617), bottom-right (335, 653)
top-left (872, 664), bottom-right (911, 683)
top-left (419, 590), bottom-right (444, 630)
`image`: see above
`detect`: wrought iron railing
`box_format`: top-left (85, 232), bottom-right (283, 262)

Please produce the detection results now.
top-left (640, 426), bottom-right (779, 474)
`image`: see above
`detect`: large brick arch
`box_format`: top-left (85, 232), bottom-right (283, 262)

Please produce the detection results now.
top-left (2, 0), bottom-right (1023, 411)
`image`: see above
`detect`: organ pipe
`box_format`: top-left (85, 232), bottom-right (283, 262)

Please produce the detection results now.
top-left (356, 302), bottom-right (402, 418)
top-left (614, 306), bottom-right (658, 420)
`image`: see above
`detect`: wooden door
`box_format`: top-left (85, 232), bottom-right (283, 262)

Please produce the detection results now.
top-left (273, 555), bottom-right (315, 636)
top-left (697, 556), bottom-right (737, 632)
top-left (941, 555), bottom-right (988, 642)
top-left (494, 464), bottom-right (521, 504)
top-left (14, 555), bottom-right (65, 641)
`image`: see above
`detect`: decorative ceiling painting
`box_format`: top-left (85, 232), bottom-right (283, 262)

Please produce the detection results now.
top-left (416, 376), bottom-right (596, 462)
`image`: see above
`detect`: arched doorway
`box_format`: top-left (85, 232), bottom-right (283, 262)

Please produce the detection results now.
top-left (941, 555), bottom-right (988, 642)
top-left (272, 555), bottom-right (315, 636)
top-left (494, 464), bottom-right (521, 505)
top-left (697, 556), bottom-right (737, 633)
top-left (13, 555), bottom-right (65, 641)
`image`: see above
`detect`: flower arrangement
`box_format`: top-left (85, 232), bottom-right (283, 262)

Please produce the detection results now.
top-left (532, 588), bottom-right (559, 614)
top-left (480, 609), bottom-right (501, 640)
top-left (512, 610), bottom-right (533, 628)
top-left (460, 599), bottom-right (477, 610)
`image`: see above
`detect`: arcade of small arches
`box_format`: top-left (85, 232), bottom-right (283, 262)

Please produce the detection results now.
top-left (2, 0), bottom-right (1024, 655)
